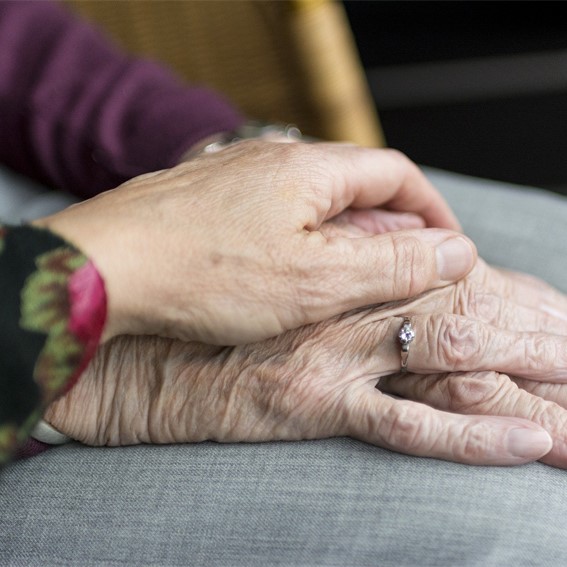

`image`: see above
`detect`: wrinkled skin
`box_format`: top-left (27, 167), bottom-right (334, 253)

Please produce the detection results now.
top-left (46, 216), bottom-right (567, 467)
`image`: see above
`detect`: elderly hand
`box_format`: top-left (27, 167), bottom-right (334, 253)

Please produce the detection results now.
top-left (33, 141), bottom-right (472, 345)
top-left (44, 248), bottom-right (567, 466)
top-left (377, 265), bottom-right (567, 469)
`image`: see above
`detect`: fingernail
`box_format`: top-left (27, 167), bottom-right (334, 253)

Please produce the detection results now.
top-left (507, 428), bottom-right (552, 459)
top-left (436, 236), bottom-right (475, 281)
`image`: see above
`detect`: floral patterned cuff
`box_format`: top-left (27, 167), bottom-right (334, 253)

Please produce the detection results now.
top-left (0, 224), bottom-right (107, 465)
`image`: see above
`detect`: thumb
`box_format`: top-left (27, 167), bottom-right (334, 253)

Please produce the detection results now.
top-left (344, 389), bottom-right (552, 466)
top-left (297, 228), bottom-right (477, 324)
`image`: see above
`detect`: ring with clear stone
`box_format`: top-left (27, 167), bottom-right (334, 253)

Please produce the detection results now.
top-left (397, 317), bottom-right (415, 373)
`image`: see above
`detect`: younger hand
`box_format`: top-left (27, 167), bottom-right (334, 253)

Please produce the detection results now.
top-left (34, 141), bottom-right (472, 344)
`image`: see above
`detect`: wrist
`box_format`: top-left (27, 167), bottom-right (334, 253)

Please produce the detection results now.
top-left (178, 132), bottom-right (229, 162)
top-left (179, 120), bottom-right (303, 162)
top-left (30, 215), bottom-right (117, 342)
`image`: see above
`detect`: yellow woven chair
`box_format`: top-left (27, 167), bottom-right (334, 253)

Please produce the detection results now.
top-left (62, 0), bottom-right (384, 147)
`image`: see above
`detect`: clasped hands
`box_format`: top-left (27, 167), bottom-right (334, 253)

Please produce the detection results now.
top-left (36, 141), bottom-right (567, 468)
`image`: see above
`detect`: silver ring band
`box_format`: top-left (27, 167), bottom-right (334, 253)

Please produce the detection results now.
top-left (398, 317), bottom-right (415, 373)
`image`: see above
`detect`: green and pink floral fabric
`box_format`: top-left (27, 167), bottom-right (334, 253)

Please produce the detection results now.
top-left (0, 224), bottom-right (106, 464)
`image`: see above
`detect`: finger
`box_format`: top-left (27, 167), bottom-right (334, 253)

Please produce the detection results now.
top-left (455, 287), bottom-right (567, 335)
top-left (370, 315), bottom-right (567, 382)
top-left (513, 376), bottom-right (567, 468)
top-left (311, 145), bottom-right (462, 231)
top-left (319, 219), bottom-right (370, 238)
top-left (480, 264), bottom-right (567, 317)
top-left (330, 208), bottom-right (426, 235)
top-left (512, 377), bottom-right (567, 413)
top-left (296, 228), bottom-right (476, 325)
top-left (380, 371), bottom-right (567, 468)
top-left (414, 259), bottom-right (567, 335)
top-left (343, 387), bottom-right (551, 466)
top-left (384, 257), bottom-right (567, 335)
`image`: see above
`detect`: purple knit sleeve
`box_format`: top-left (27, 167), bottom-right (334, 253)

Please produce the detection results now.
top-left (0, 0), bottom-right (246, 199)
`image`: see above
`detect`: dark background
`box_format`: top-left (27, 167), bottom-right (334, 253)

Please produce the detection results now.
top-left (343, 1), bottom-right (567, 196)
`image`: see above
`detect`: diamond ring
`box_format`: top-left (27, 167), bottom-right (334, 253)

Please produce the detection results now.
top-left (398, 317), bottom-right (415, 373)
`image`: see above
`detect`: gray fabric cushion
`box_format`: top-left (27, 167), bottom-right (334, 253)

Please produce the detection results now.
top-left (2, 440), bottom-right (567, 567)
top-left (1, 165), bottom-right (566, 566)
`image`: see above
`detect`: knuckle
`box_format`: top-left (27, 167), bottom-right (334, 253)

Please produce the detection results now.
top-left (528, 396), bottom-right (567, 433)
top-left (267, 140), bottom-right (326, 186)
top-left (390, 234), bottom-right (430, 298)
top-left (433, 314), bottom-right (485, 369)
top-left (523, 336), bottom-right (557, 375)
top-left (379, 401), bottom-right (426, 451)
top-left (457, 283), bottom-right (505, 326)
top-left (382, 147), bottom-right (410, 166)
top-left (456, 421), bottom-right (495, 463)
top-left (446, 372), bottom-right (509, 413)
